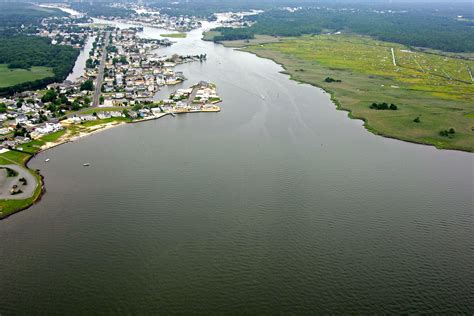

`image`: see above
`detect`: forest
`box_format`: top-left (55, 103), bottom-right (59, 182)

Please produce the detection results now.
top-left (0, 36), bottom-right (79, 95)
top-left (0, 3), bottom-right (66, 29)
top-left (214, 8), bottom-right (474, 52)
top-left (202, 3), bottom-right (474, 53)
top-left (149, 0), bottom-right (298, 18)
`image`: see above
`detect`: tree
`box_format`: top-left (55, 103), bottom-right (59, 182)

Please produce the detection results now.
top-left (80, 80), bottom-right (94, 91)
top-left (71, 101), bottom-right (81, 111)
top-left (389, 104), bottom-right (398, 110)
top-left (59, 94), bottom-right (68, 104)
top-left (99, 96), bottom-right (104, 104)
top-left (83, 97), bottom-right (91, 107)
top-left (132, 104), bottom-right (142, 111)
top-left (41, 89), bottom-right (57, 103)
top-left (86, 58), bottom-right (95, 69)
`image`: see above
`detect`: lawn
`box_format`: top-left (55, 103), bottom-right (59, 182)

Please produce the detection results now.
top-left (0, 149), bottom-right (42, 219)
top-left (0, 150), bottom-right (31, 165)
top-left (20, 130), bottom-right (66, 154)
top-left (160, 33), bottom-right (187, 38)
top-left (0, 173), bottom-right (42, 219)
top-left (0, 63), bottom-right (54, 88)
top-left (228, 34), bottom-right (474, 152)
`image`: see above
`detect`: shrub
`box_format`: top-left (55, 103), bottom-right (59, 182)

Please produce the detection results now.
top-left (439, 128), bottom-right (456, 138)
top-left (324, 77), bottom-right (341, 83)
top-left (370, 102), bottom-right (397, 110)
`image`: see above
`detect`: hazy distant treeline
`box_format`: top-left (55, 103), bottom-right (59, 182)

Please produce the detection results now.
top-left (0, 3), bottom-right (66, 29)
top-left (70, 3), bottom-right (134, 18)
top-left (212, 7), bottom-right (474, 52)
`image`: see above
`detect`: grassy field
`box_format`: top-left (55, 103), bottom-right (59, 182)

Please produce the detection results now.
top-left (0, 63), bottom-right (54, 88)
top-left (160, 33), bottom-right (187, 38)
top-left (0, 150), bottom-right (41, 219)
top-left (215, 34), bottom-right (474, 152)
top-left (20, 130), bottom-right (67, 154)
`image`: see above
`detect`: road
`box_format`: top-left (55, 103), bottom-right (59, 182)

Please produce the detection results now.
top-left (0, 164), bottom-right (37, 200)
top-left (92, 31), bottom-right (110, 107)
top-left (391, 47), bottom-right (397, 66)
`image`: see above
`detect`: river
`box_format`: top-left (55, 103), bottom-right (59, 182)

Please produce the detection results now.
top-left (0, 18), bottom-right (472, 314)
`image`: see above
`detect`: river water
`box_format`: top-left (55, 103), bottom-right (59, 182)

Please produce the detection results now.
top-left (0, 19), bottom-right (473, 314)
top-left (66, 36), bottom-right (94, 82)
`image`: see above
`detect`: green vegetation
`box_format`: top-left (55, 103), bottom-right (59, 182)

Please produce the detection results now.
top-left (0, 36), bottom-right (78, 95)
top-left (0, 2), bottom-right (66, 29)
top-left (80, 80), bottom-right (94, 91)
top-left (0, 150), bottom-right (31, 165)
top-left (324, 77), bottom-right (341, 83)
top-left (207, 3), bottom-right (474, 53)
top-left (228, 34), bottom-right (474, 151)
top-left (160, 33), bottom-right (187, 38)
top-left (202, 31), bottom-right (221, 41)
top-left (20, 130), bottom-right (66, 154)
top-left (370, 103), bottom-right (398, 111)
top-left (439, 128), bottom-right (456, 138)
top-left (0, 115), bottom-right (128, 219)
top-left (0, 64), bottom-right (54, 88)
top-left (1, 167), bottom-right (19, 177)
top-left (0, 149), bottom-right (41, 219)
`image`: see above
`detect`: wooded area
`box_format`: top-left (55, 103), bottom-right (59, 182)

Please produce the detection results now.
top-left (0, 36), bottom-right (78, 95)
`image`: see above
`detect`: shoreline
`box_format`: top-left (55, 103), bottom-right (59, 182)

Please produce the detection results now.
top-left (0, 108), bottom-right (220, 220)
top-left (241, 47), bottom-right (473, 153)
top-left (213, 38), bottom-right (473, 153)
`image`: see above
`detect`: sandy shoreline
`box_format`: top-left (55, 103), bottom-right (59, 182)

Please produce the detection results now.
top-left (0, 107), bottom-right (223, 219)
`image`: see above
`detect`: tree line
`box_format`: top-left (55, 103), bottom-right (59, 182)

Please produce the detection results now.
top-left (210, 7), bottom-right (474, 52)
top-left (71, 3), bottom-right (134, 18)
top-left (0, 35), bottom-right (79, 96)
top-left (0, 3), bottom-right (66, 29)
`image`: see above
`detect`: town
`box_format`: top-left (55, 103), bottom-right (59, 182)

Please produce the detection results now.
top-left (0, 13), bottom-right (221, 172)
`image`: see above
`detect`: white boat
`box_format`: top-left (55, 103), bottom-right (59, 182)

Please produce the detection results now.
top-left (83, 163), bottom-right (90, 166)
top-left (45, 158), bottom-right (50, 162)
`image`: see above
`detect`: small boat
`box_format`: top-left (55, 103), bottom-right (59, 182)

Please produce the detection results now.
top-left (83, 163), bottom-right (90, 167)
top-left (45, 158), bottom-right (50, 162)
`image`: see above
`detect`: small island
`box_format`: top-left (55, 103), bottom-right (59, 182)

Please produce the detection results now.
top-left (160, 33), bottom-right (187, 38)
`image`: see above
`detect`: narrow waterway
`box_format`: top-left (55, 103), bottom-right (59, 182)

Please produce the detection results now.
top-left (66, 36), bottom-right (94, 82)
top-left (0, 18), bottom-right (472, 314)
